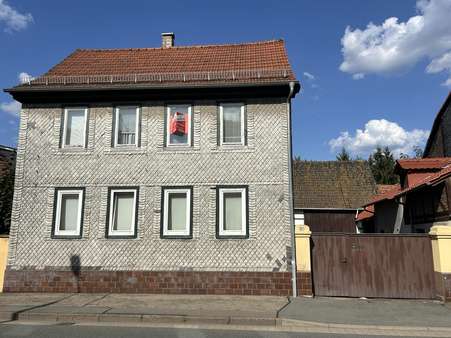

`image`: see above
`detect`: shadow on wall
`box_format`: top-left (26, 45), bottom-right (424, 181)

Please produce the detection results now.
top-left (70, 255), bottom-right (81, 293)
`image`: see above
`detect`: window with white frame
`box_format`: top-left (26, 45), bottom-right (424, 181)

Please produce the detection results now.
top-left (114, 106), bottom-right (139, 146)
top-left (62, 107), bottom-right (87, 148)
top-left (218, 187), bottom-right (247, 238)
top-left (53, 189), bottom-right (84, 237)
top-left (108, 188), bottom-right (138, 237)
top-left (220, 103), bottom-right (245, 145)
top-left (162, 187), bottom-right (192, 237)
top-left (166, 105), bottom-right (191, 146)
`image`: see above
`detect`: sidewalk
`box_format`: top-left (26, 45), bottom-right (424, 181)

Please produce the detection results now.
top-left (1, 293), bottom-right (451, 335)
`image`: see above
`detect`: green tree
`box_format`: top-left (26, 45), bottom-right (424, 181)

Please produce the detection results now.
top-left (336, 147), bottom-right (351, 161)
top-left (368, 146), bottom-right (399, 184)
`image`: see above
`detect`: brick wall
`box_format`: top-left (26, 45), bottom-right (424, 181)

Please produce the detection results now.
top-left (6, 99), bottom-right (292, 280)
top-left (4, 268), bottom-right (297, 296)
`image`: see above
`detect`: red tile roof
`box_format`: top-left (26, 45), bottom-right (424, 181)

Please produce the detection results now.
top-left (396, 157), bottom-right (451, 170)
top-left (363, 158), bottom-right (451, 207)
top-left (16, 40), bottom-right (296, 88)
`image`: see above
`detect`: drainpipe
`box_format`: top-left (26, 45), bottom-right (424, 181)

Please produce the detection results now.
top-left (287, 81), bottom-right (297, 297)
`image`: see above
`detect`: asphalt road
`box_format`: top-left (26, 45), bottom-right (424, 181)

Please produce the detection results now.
top-left (0, 323), bottom-right (420, 338)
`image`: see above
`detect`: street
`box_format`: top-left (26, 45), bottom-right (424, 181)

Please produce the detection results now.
top-left (0, 323), bottom-right (423, 338)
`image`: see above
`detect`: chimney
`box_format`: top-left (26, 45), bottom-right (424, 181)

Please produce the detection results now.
top-left (161, 32), bottom-right (175, 48)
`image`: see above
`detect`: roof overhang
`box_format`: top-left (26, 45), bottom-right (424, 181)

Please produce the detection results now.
top-left (4, 81), bottom-right (300, 104)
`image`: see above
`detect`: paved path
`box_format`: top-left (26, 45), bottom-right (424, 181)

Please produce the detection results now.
top-left (280, 297), bottom-right (451, 327)
top-left (1, 293), bottom-right (450, 337)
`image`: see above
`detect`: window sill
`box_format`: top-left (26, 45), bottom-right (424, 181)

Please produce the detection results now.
top-left (50, 235), bottom-right (83, 240)
top-left (57, 148), bottom-right (92, 154)
top-left (105, 235), bottom-right (137, 239)
top-left (216, 235), bottom-right (249, 239)
top-left (104, 148), bottom-right (146, 155)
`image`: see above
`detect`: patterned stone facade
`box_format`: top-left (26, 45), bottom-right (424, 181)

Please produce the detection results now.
top-left (6, 98), bottom-right (292, 285)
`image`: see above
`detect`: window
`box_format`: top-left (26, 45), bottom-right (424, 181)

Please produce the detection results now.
top-left (217, 187), bottom-right (248, 238)
top-left (219, 103), bottom-right (245, 145)
top-left (114, 106), bottom-right (139, 146)
top-left (107, 188), bottom-right (138, 237)
top-left (166, 105), bottom-right (191, 146)
top-left (53, 188), bottom-right (84, 238)
top-left (62, 108), bottom-right (87, 148)
top-left (161, 187), bottom-right (192, 238)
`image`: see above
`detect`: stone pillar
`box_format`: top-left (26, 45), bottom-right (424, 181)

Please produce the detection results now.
top-left (429, 225), bottom-right (451, 301)
top-left (0, 236), bottom-right (8, 292)
top-left (295, 224), bottom-right (313, 296)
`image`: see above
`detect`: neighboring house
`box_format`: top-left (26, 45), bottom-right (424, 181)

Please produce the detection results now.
top-left (0, 145), bottom-right (16, 234)
top-left (3, 34), bottom-right (302, 295)
top-left (292, 160), bottom-right (376, 233)
top-left (424, 92), bottom-right (451, 158)
top-left (358, 158), bottom-right (451, 233)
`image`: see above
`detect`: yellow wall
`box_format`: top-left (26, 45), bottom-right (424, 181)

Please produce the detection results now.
top-left (0, 236), bottom-right (8, 292)
top-left (430, 225), bottom-right (451, 274)
top-left (295, 225), bottom-right (311, 272)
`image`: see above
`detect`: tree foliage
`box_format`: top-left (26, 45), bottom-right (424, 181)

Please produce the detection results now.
top-left (336, 147), bottom-right (351, 161)
top-left (368, 146), bottom-right (399, 184)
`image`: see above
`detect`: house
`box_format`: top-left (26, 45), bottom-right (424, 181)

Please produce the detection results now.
top-left (2, 34), bottom-right (302, 295)
top-left (423, 92), bottom-right (451, 158)
top-left (358, 158), bottom-right (451, 234)
top-left (358, 93), bottom-right (451, 234)
top-left (292, 160), bottom-right (376, 233)
top-left (0, 145), bottom-right (16, 234)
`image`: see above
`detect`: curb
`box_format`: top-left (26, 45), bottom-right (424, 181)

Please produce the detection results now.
top-left (3, 311), bottom-right (451, 334)
top-left (14, 311), bottom-right (276, 327)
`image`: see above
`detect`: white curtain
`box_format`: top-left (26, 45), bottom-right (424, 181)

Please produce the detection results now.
top-left (118, 108), bottom-right (137, 144)
top-left (113, 192), bottom-right (134, 231)
top-left (65, 109), bottom-right (85, 146)
top-left (224, 192), bottom-right (242, 231)
top-left (168, 193), bottom-right (187, 231)
top-left (223, 104), bottom-right (241, 143)
top-left (60, 194), bottom-right (79, 231)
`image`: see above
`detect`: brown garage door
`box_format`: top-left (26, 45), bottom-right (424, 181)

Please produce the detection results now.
top-left (311, 233), bottom-right (436, 299)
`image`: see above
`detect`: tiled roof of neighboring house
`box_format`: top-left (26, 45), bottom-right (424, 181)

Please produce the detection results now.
top-left (363, 158), bottom-right (451, 207)
top-left (424, 92), bottom-right (451, 157)
top-left (293, 160), bottom-right (377, 209)
top-left (376, 184), bottom-right (399, 195)
top-left (396, 157), bottom-right (451, 170)
top-left (0, 145), bottom-right (16, 153)
top-left (9, 40), bottom-right (296, 89)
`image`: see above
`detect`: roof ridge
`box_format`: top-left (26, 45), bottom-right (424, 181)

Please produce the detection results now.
top-left (74, 39), bottom-right (284, 52)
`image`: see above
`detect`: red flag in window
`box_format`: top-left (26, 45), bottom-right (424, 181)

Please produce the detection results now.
top-left (170, 112), bottom-right (187, 135)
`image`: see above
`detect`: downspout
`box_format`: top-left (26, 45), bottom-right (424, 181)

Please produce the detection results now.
top-left (287, 81), bottom-right (297, 297)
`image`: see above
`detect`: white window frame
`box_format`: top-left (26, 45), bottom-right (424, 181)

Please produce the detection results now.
top-left (54, 189), bottom-right (83, 237)
top-left (166, 105), bottom-right (192, 147)
top-left (108, 188), bottom-right (138, 237)
top-left (219, 103), bottom-right (245, 146)
top-left (162, 188), bottom-right (191, 237)
top-left (114, 106), bottom-right (140, 147)
top-left (218, 187), bottom-right (247, 237)
top-left (61, 107), bottom-right (88, 148)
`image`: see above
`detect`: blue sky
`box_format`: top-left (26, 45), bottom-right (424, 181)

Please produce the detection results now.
top-left (0, 0), bottom-right (450, 159)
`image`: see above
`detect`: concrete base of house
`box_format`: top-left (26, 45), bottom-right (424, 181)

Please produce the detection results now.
top-left (434, 272), bottom-right (451, 301)
top-left (3, 268), bottom-right (313, 297)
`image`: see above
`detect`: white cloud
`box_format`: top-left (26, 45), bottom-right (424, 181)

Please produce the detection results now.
top-left (339, 0), bottom-right (451, 85)
top-left (0, 0), bottom-right (33, 32)
top-left (426, 51), bottom-right (451, 87)
top-left (0, 100), bottom-right (21, 116)
top-left (329, 119), bottom-right (429, 157)
top-left (18, 71), bottom-right (33, 84)
top-left (303, 72), bottom-right (315, 80)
